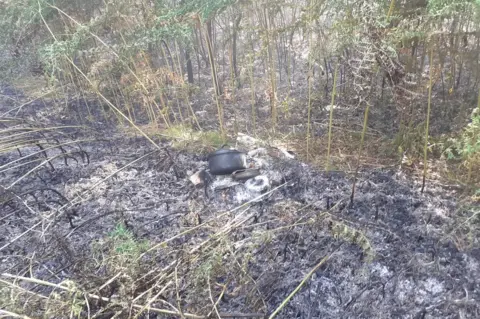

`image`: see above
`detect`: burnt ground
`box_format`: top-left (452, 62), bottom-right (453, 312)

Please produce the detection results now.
top-left (1, 83), bottom-right (480, 319)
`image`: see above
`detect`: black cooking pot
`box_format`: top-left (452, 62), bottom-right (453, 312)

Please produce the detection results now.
top-left (208, 146), bottom-right (247, 175)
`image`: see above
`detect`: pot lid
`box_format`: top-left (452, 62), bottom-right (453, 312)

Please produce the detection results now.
top-left (209, 145), bottom-right (244, 157)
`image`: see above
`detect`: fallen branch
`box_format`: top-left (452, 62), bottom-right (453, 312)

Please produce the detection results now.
top-left (1, 274), bottom-right (265, 319)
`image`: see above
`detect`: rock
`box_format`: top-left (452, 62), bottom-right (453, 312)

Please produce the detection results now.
top-left (189, 170), bottom-right (205, 186)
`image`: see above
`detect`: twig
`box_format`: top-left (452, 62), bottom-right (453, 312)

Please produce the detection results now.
top-left (2, 273), bottom-right (265, 318)
top-left (207, 273), bottom-right (226, 319)
top-left (132, 281), bottom-right (177, 319)
top-left (227, 245), bottom-right (268, 312)
top-left (140, 182), bottom-right (287, 259)
top-left (65, 206), bottom-right (157, 238)
top-left (5, 149), bottom-right (89, 189)
top-left (216, 314), bottom-right (265, 318)
top-left (0, 279), bottom-right (48, 300)
top-left (0, 147), bottom-right (155, 251)
top-left (175, 266), bottom-right (186, 319)
top-left (0, 188), bottom-right (44, 252)
top-left (0, 139), bottom-right (94, 172)
top-left (131, 280), bottom-right (173, 309)
top-left (268, 250), bottom-right (337, 319)
top-left (1, 274), bottom-right (203, 319)
top-left (97, 272), bottom-right (122, 292)
top-left (0, 309), bottom-right (33, 319)
top-left (44, 150), bottom-right (160, 233)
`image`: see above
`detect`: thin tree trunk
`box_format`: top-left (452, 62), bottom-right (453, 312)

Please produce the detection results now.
top-left (195, 26), bottom-right (209, 67)
top-left (194, 44), bottom-right (201, 83)
top-left (161, 40), bottom-right (176, 74)
top-left (185, 49), bottom-right (194, 84)
top-left (324, 58), bottom-right (329, 99)
top-left (474, 35), bottom-right (480, 89)
top-left (232, 13), bottom-right (242, 79)
top-left (207, 20), bottom-right (214, 52)
top-left (263, 6), bottom-right (277, 127)
top-left (205, 22), bottom-right (221, 97)
top-left (456, 61), bottom-right (463, 90)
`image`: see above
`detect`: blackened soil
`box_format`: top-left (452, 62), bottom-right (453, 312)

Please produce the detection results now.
top-left (1, 85), bottom-right (479, 319)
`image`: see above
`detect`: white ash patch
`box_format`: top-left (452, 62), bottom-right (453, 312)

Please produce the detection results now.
top-left (265, 170), bottom-right (284, 184)
top-left (423, 278), bottom-right (444, 295)
top-left (433, 207), bottom-right (448, 219)
top-left (247, 148), bottom-right (268, 157)
top-left (397, 279), bottom-right (415, 303)
top-left (251, 157), bottom-right (269, 169)
top-left (464, 255), bottom-right (480, 273)
top-left (371, 263), bottom-right (391, 279)
top-left (210, 176), bottom-right (239, 190)
top-left (234, 186), bottom-right (256, 203)
top-left (63, 162), bottom-right (118, 198)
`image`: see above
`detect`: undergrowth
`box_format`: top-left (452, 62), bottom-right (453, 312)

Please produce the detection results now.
top-left (443, 106), bottom-right (480, 185)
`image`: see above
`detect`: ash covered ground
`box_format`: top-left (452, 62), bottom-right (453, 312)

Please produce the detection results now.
top-left (1, 85), bottom-right (479, 319)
